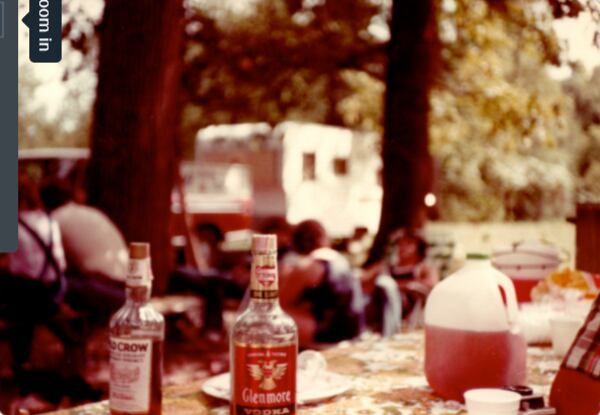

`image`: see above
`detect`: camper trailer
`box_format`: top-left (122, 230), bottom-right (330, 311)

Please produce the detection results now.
top-left (195, 123), bottom-right (285, 222)
top-left (195, 122), bottom-right (382, 238)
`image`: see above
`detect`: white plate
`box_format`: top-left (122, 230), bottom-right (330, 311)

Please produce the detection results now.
top-left (201, 371), bottom-right (352, 404)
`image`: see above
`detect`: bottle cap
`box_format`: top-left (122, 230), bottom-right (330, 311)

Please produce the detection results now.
top-left (129, 242), bottom-right (150, 259)
top-left (503, 385), bottom-right (533, 396)
top-left (466, 253), bottom-right (489, 260)
top-left (127, 242), bottom-right (152, 286)
top-left (252, 234), bottom-right (277, 254)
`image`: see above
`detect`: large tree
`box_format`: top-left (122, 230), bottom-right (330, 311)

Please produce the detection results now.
top-left (365, 0), bottom-right (437, 265)
top-left (366, 0), bottom-right (598, 263)
top-left (87, 0), bottom-right (185, 292)
top-left (24, 0), bottom-right (600, 271)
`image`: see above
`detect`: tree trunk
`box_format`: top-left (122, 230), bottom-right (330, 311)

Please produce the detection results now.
top-left (88, 0), bottom-right (184, 293)
top-left (365, 0), bottom-right (437, 266)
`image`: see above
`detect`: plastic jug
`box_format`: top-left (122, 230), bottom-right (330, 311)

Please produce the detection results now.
top-left (424, 254), bottom-right (527, 402)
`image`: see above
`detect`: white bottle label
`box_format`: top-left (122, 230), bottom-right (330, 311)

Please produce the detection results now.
top-left (127, 258), bottom-right (152, 287)
top-left (109, 337), bottom-right (152, 413)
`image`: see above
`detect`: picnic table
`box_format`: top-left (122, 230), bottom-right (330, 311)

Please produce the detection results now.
top-left (45, 331), bottom-right (561, 415)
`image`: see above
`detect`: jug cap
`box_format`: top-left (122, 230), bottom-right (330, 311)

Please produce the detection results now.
top-left (467, 253), bottom-right (489, 260)
top-left (503, 385), bottom-right (533, 396)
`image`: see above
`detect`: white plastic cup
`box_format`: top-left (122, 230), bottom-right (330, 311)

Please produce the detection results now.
top-left (464, 388), bottom-right (521, 415)
top-left (549, 315), bottom-right (584, 357)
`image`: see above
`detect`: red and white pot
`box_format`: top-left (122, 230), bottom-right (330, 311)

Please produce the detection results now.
top-left (492, 241), bottom-right (563, 303)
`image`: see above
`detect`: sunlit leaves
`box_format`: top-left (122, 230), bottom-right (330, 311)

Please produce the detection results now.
top-left (337, 70), bottom-right (385, 132)
top-left (430, 0), bottom-right (584, 220)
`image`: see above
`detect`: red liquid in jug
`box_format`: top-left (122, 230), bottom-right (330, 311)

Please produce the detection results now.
top-left (425, 325), bottom-right (527, 402)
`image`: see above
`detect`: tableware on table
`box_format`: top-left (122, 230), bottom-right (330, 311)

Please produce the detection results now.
top-left (492, 241), bottom-right (562, 303)
top-left (531, 268), bottom-right (598, 304)
top-left (549, 314), bottom-right (584, 357)
top-left (464, 388), bottom-right (521, 415)
top-left (201, 350), bottom-right (351, 404)
top-left (518, 303), bottom-right (554, 344)
top-left (518, 300), bottom-right (592, 345)
top-left (520, 409), bottom-right (556, 414)
top-left (425, 254), bottom-right (527, 401)
top-left (503, 385), bottom-right (556, 414)
top-left (201, 371), bottom-right (351, 404)
top-left (297, 349), bottom-right (328, 388)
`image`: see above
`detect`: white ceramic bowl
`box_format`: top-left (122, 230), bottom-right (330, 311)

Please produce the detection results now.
top-left (464, 388), bottom-right (521, 415)
top-left (550, 315), bottom-right (584, 357)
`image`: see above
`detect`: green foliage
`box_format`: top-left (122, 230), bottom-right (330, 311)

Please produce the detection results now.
top-left (565, 66), bottom-right (600, 202)
top-left (20, 0), bottom-right (387, 154)
top-left (19, 0), bottom-right (599, 220)
top-left (18, 0), bottom-right (98, 149)
top-left (564, 64), bottom-right (600, 130)
top-left (180, 0), bottom-right (387, 155)
top-left (430, 0), bottom-right (588, 221)
top-left (18, 64), bottom-right (91, 149)
top-left (578, 126), bottom-right (600, 201)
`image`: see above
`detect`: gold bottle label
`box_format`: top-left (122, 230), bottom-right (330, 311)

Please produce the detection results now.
top-left (250, 254), bottom-right (278, 300)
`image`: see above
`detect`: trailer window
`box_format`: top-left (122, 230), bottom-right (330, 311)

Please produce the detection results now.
top-left (303, 153), bottom-right (316, 181)
top-left (333, 158), bottom-right (348, 176)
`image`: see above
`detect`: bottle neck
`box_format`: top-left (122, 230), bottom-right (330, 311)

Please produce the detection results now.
top-left (125, 284), bottom-right (151, 304)
top-left (125, 256), bottom-right (153, 304)
top-left (248, 251), bottom-right (280, 308)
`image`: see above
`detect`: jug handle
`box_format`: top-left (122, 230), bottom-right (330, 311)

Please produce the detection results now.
top-left (494, 270), bottom-right (519, 325)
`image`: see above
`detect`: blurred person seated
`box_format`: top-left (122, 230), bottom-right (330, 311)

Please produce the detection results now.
top-left (40, 178), bottom-right (126, 320)
top-left (0, 176), bottom-right (100, 403)
top-left (346, 227), bottom-right (373, 267)
top-left (280, 220), bottom-right (365, 347)
top-left (380, 228), bottom-right (439, 327)
top-left (387, 228), bottom-right (438, 287)
top-left (169, 226), bottom-right (249, 337)
top-left (361, 228), bottom-right (439, 333)
top-left (169, 218), bottom-right (297, 339)
top-left (0, 176), bottom-right (67, 375)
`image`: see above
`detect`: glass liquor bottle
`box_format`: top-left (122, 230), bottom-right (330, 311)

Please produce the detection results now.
top-left (230, 234), bottom-right (298, 415)
top-left (109, 242), bottom-right (165, 415)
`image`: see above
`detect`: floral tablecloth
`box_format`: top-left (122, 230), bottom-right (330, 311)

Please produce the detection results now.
top-left (47, 331), bottom-right (561, 415)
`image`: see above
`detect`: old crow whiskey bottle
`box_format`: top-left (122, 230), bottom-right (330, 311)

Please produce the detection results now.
top-left (230, 234), bottom-right (298, 415)
top-left (109, 242), bottom-right (164, 415)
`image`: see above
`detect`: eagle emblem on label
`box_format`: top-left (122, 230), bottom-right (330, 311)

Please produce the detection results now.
top-left (248, 361), bottom-right (288, 391)
top-left (255, 265), bottom-right (276, 288)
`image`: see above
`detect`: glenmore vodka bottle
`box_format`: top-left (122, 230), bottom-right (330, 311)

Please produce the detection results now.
top-left (230, 234), bottom-right (298, 415)
top-left (109, 242), bottom-right (165, 415)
